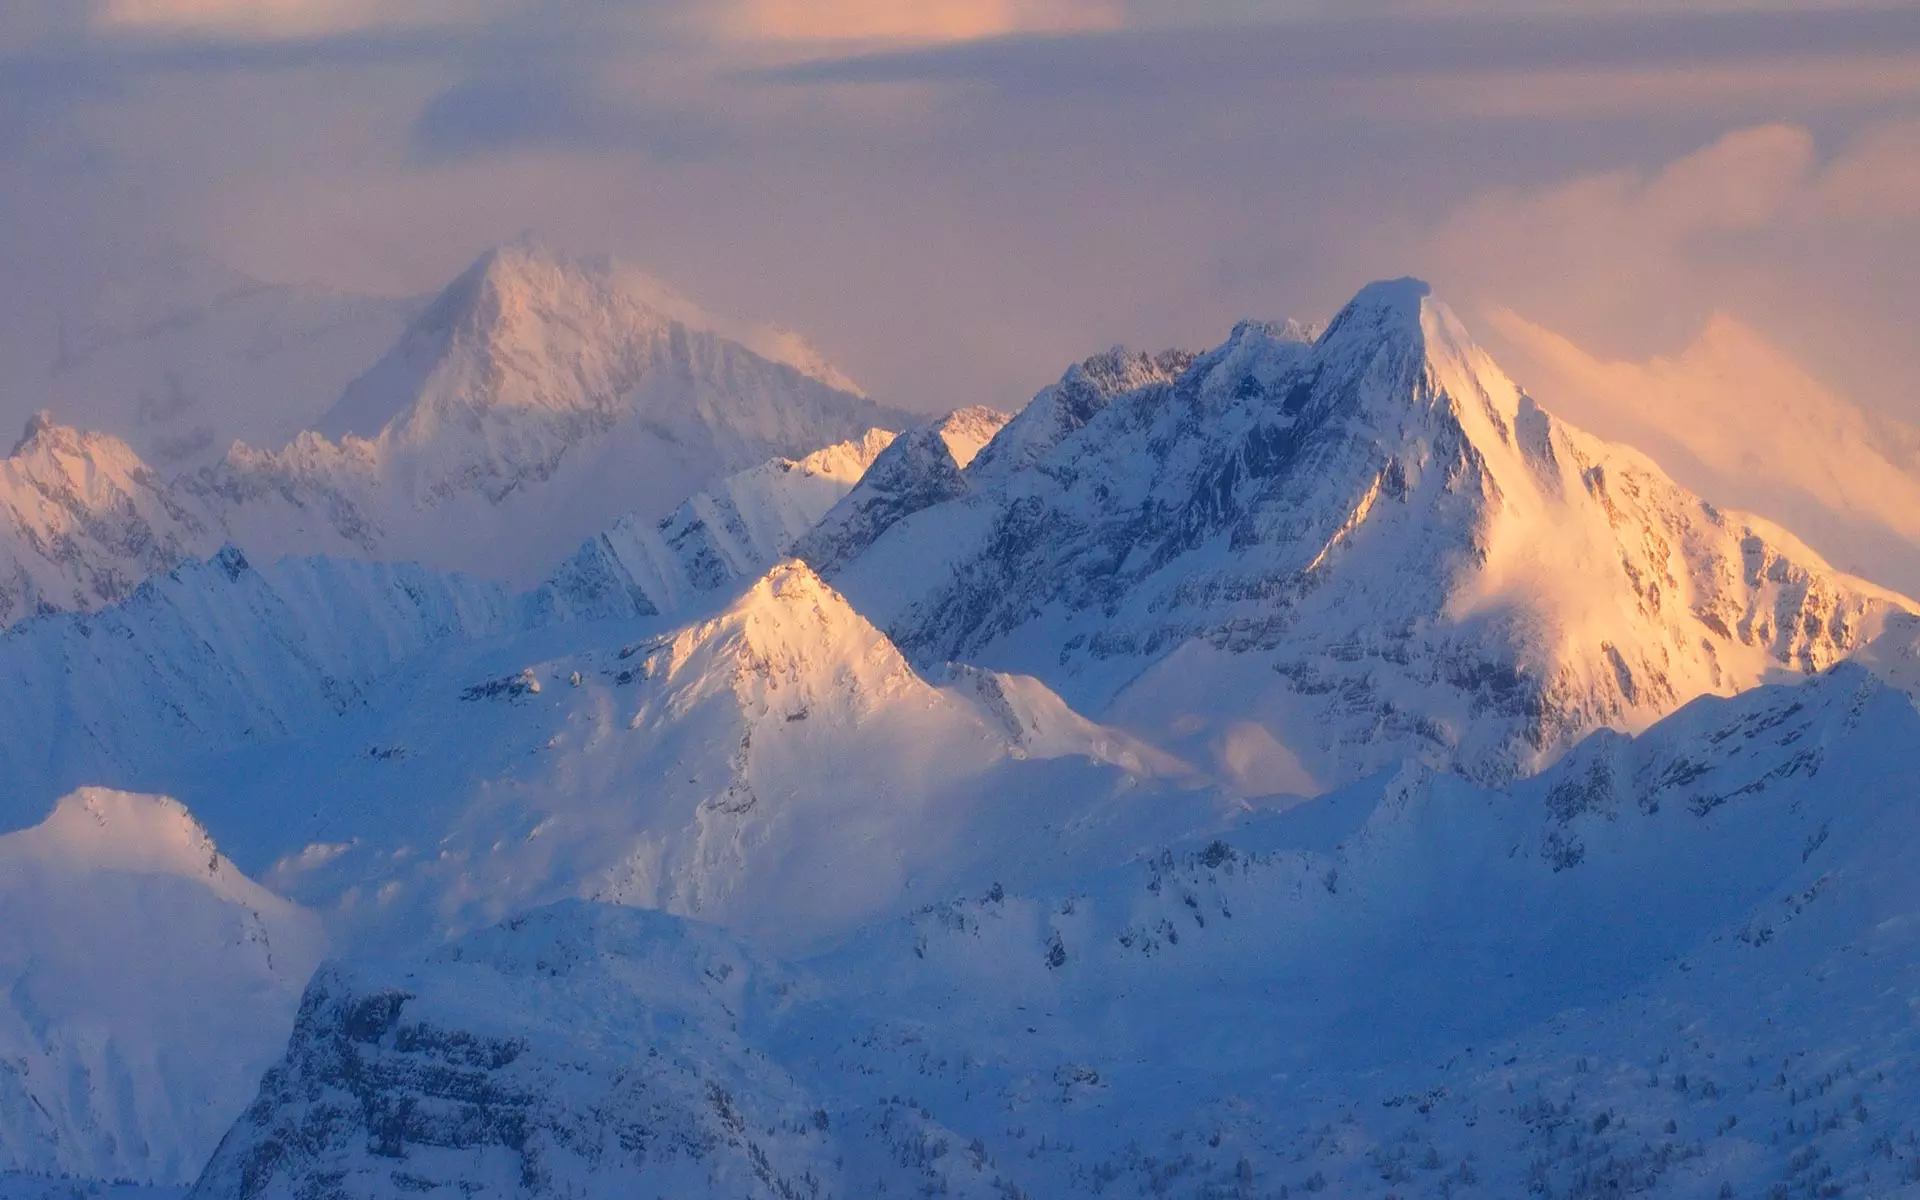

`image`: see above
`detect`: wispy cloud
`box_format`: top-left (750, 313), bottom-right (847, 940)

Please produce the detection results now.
top-left (758, 7), bottom-right (1920, 89)
top-left (721, 0), bottom-right (1118, 44)
top-left (89, 0), bottom-right (484, 41)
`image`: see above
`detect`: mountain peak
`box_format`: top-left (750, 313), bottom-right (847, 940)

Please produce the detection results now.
top-left (794, 412), bottom-right (999, 576)
top-left (0, 787), bottom-right (325, 1184)
top-left (10, 410), bottom-right (60, 457)
top-left (627, 557), bottom-right (927, 730)
top-left (16, 788), bottom-right (227, 885)
top-left (1311, 276), bottom-right (1444, 366)
top-left (316, 244), bottom-right (872, 444)
top-left (830, 276), bottom-right (1914, 786)
top-left (5, 412), bottom-right (139, 464)
top-left (734, 558), bottom-right (871, 645)
top-left (1327, 276), bottom-right (1433, 328)
top-left (0, 413), bottom-right (212, 627)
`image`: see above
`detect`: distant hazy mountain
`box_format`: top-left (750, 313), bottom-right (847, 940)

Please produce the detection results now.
top-left (0, 246), bottom-right (914, 630)
top-left (189, 245), bottom-right (911, 585)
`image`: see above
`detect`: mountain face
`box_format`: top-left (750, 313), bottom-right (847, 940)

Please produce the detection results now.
top-left (830, 279), bottom-right (1912, 788)
top-left (0, 789), bottom-right (324, 1185)
top-left (791, 406), bottom-right (1010, 576)
top-left (965, 344), bottom-right (1199, 482)
top-left (193, 665), bottom-right (1920, 1199)
top-left (531, 409), bottom-right (1008, 627)
top-left (0, 416), bottom-right (219, 628)
top-left (186, 247), bottom-right (913, 586)
top-left (15, 269), bottom-right (1920, 1200)
top-left (0, 548), bottom-right (516, 829)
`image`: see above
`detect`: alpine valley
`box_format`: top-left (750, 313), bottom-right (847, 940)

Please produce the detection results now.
top-left (6, 251), bottom-right (1920, 1200)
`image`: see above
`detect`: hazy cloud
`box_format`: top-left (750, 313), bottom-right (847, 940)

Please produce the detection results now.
top-left (409, 68), bottom-right (736, 162)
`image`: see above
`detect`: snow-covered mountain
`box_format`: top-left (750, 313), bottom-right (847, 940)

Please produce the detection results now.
top-left (0, 417), bottom-right (219, 628)
top-left (0, 789), bottom-right (323, 1185)
top-left (829, 279), bottom-right (1913, 789)
top-left (190, 664), bottom-right (1920, 1198)
top-left (15, 269), bottom-right (1920, 1199)
top-left (965, 343), bottom-right (1199, 482)
top-left (186, 246), bottom-right (912, 585)
top-left (530, 429), bottom-right (898, 624)
top-left (137, 558), bottom-right (1199, 952)
top-left (789, 406), bottom-right (1009, 576)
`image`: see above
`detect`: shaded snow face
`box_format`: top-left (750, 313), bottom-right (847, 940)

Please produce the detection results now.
top-left (0, 790), bottom-right (324, 1186)
top-left (0, 548), bottom-right (517, 832)
top-left (189, 904), bottom-right (836, 1200)
top-left (194, 666), bottom-right (1920, 1200)
top-left (531, 428), bottom-right (899, 624)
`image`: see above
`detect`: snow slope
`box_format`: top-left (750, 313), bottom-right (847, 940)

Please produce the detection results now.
top-left (191, 663), bottom-right (1920, 1198)
top-left (0, 543), bottom-right (1201, 1189)
top-left (831, 279), bottom-right (1914, 789)
top-left (1491, 308), bottom-right (1920, 598)
top-left (0, 548), bottom-right (515, 830)
top-left (0, 789), bottom-right (323, 1185)
top-left (189, 246), bottom-right (912, 585)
